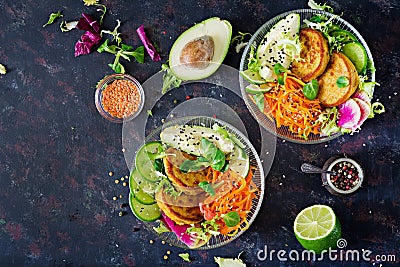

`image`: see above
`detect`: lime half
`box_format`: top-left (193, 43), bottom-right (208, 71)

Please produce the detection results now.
top-left (341, 42), bottom-right (368, 74)
top-left (240, 69), bottom-right (265, 85)
top-left (229, 144), bottom-right (250, 178)
top-left (293, 205), bottom-right (341, 254)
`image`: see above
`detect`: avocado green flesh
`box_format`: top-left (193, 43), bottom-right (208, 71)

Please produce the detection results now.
top-left (160, 124), bottom-right (234, 156)
top-left (169, 17), bottom-right (232, 80)
top-left (256, 13), bottom-right (300, 81)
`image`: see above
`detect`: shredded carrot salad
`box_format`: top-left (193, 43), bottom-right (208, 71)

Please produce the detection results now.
top-left (258, 76), bottom-right (323, 138)
top-left (203, 168), bottom-right (259, 236)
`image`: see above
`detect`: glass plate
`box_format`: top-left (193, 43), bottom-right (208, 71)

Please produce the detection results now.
top-left (239, 9), bottom-right (375, 144)
top-left (141, 115), bottom-right (265, 250)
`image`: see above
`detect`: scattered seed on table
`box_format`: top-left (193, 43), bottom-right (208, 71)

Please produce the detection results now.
top-left (166, 250), bottom-right (171, 255)
top-left (108, 171), bottom-right (114, 177)
top-left (163, 255), bottom-right (168, 260)
top-left (123, 182), bottom-right (127, 187)
top-left (161, 241), bottom-right (166, 244)
top-left (113, 196), bottom-right (118, 201)
top-left (122, 148), bottom-right (126, 152)
top-left (121, 177), bottom-right (125, 181)
top-left (119, 194), bottom-right (123, 199)
top-left (114, 179), bottom-right (119, 184)
top-left (149, 240), bottom-right (154, 244)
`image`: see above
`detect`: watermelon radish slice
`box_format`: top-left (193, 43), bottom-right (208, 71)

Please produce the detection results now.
top-left (161, 212), bottom-right (209, 248)
top-left (353, 98), bottom-right (371, 129)
top-left (338, 99), bottom-right (361, 130)
top-left (352, 90), bottom-right (371, 104)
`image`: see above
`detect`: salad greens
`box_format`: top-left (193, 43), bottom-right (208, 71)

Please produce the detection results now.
top-left (152, 221), bottom-right (170, 234)
top-left (43, 11), bottom-right (63, 27)
top-left (161, 63), bottom-right (183, 93)
top-left (308, 0), bottom-right (334, 13)
top-left (198, 181), bottom-right (216, 196)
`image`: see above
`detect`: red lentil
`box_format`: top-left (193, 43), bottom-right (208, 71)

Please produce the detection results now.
top-left (101, 79), bottom-right (140, 118)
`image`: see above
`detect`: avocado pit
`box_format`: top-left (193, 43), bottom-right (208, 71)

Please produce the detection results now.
top-left (179, 35), bottom-right (215, 69)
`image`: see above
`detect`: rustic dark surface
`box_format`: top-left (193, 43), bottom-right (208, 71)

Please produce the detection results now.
top-left (0, 0), bottom-right (399, 266)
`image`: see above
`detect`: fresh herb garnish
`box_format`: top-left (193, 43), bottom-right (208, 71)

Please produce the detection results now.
top-left (336, 76), bottom-right (349, 88)
top-left (178, 253), bottom-right (191, 262)
top-left (179, 137), bottom-right (226, 172)
top-left (198, 181), bottom-right (216, 196)
top-left (97, 39), bottom-right (144, 73)
top-left (43, 11), bottom-right (63, 28)
top-left (161, 63), bottom-right (183, 93)
top-left (222, 211), bottom-right (240, 227)
top-left (273, 63), bottom-right (288, 85)
top-left (83, 0), bottom-right (99, 5)
top-left (302, 79), bottom-right (319, 100)
top-left (155, 178), bottom-right (182, 198)
top-left (369, 102), bottom-right (385, 118)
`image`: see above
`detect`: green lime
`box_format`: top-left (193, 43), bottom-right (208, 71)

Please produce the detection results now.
top-left (341, 42), bottom-right (368, 74)
top-left (240, 69), bottom-right (265, 85)
top-left (229, 144), bottom-right (250, 178)
top-left (330, 30), bottom-right (357, 43)
top-left (293, 204), bottom-right (341, 254)
top-left (245, 84), bottom-right (273, 94)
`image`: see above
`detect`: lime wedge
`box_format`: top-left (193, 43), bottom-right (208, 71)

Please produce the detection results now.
top-left (293, 205), bottom-right (341, 254)
top-left (245, 84), bottom-right (272, 94)
top-left (341, 42), bottom-right (368, 74)
top-left (240, 69), bottom-right (265, 85)
top-left (330, 30), bottom-right (357, 43)
top-left (229, 144), bottom-right (250, 178)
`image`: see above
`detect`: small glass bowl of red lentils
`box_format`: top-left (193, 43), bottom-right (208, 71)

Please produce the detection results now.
top-left (322, 156), bottom-right (364, 196)
top-left (95, 74), bottom-right (144, 123)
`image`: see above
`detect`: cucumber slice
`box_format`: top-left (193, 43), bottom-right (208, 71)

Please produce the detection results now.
top-left (135, 141), bottom-right (164, 183)
top-left (341, 42), bottom-right (368, 74)
top-left (130, 167), bottom-right (157, 196)
top-left (129, 168), bottom-right (156, 204)
top-left (240, 69), bottom-right (265, 85)
top-left (129, 192), bottom-right (161, 222)
top-left (330, 30), bottom-right (357, 43)
top-left (229, 144), bottom-right (250, 178)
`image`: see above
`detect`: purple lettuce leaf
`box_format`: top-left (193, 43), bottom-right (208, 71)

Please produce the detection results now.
top-left (136, 25), bottom-right (161, 62)
top-left (74, 13), bottom-right (102, 57)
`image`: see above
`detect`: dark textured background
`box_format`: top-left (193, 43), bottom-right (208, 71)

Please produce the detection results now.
top-left (0, 0), bottom-right (399, 266)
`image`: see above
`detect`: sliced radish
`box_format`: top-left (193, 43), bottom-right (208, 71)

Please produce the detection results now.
top-left (161, 212), bottom-right (209, 248)
top-left (353, 98), bottom-right (371, 129)
top-left (338, 99), bottom-right (361, 130)
top-left (352, 90), bottom-right (371, 104)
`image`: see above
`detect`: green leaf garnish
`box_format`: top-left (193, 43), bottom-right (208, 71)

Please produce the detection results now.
top-left (336, 76), bottom-right (349, 88)
top-left (273, 63), bottom-right (287, 75)
top-left (43, 11), bottom-right (63, 27)
top-left (222, 211), bottom-right (240, 227)
top-left (302, 79), bottom-right (319, 100)
top-left (198, 181), bottom-right (216, 196)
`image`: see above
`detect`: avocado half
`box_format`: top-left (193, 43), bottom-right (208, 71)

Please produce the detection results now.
top-left (169, 17), bottom-right (232, 80)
